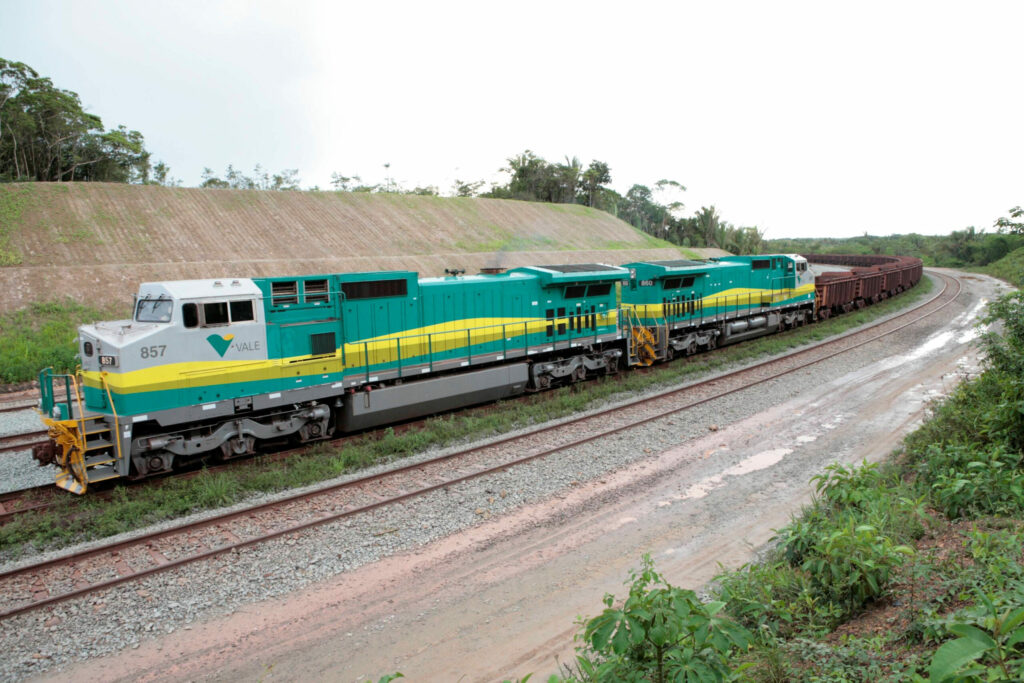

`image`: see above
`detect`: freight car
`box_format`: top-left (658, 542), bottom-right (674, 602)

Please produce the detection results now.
top-left (34, 253), bottom-right (920, 493)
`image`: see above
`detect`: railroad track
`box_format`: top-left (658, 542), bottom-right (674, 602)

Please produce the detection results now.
top-left (0, 485), bottom-right (55, 525)
top-left (0, 430), bottom-right (47, 456)
top-left (0, 271), bottom-right (960, 621)
top-left (0, 401), bottom-right (36, 415)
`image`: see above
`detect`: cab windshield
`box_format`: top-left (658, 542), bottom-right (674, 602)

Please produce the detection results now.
top-left (136, 298), bottom-right (173, 323)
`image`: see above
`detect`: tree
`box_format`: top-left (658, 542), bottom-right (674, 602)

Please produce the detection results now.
top-left (201, 164), bottom-right (301, 190)
top-left (654, 179), bottom-right (687, 234)
top-left (502, 150), bottom-right (555, 201)
top-left (623, 184), bottom-right (656, 232)
top-left (994, 205), bottom-right (1023, 235)
top-left (330, 172), bottom-right (362, 191)
top-left (0, 58), bottom-right (151, 183)
top-left (451, 179), bottom-right (484, 197)
top-left (581, 160), bottom-right (611, 207)
top-left (694, 206), bottom-right (723, 248)
top-left (555, 155), bottom-right (582, 203)
top-left (147, 161), bottom-right (180, 187)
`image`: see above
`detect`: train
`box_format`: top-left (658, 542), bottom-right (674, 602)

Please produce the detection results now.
top-left (33, 253), bottom-right (922, 493)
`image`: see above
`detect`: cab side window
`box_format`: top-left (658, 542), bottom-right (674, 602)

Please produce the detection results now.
top-left (184, 300), bottom-right (256, 328)
top-left (204, 302), bottom-right (229, 326)
top-left (230, 300), bottom-right (254, 322)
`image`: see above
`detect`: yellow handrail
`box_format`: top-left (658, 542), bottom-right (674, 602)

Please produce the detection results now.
top-left (100, 372), bottom-right (124, 464)
top-left (70, 371), bottom-right (85, 430)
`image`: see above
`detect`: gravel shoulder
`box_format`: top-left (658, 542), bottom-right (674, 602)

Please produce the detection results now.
top-left (7, 269), bottom-right (1011, 682)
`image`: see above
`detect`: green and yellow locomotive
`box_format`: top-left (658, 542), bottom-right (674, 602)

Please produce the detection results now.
top-left (36, 255), bottom-right (816, 493)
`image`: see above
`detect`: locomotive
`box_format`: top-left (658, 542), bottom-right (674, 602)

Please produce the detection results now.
top-left (34, 253), bottom-right (918, 493)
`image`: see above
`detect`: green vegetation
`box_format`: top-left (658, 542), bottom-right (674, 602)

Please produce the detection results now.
top-left (768, 206), bottom-right (1024, 276)
top-left (0, 278), bottom-right (933, 557)
top-left (478, 152), bottom-right (763, 253)
top-left (975, 246), bottom-right (1024, 287)
top-left (548, 289), bottom-right (1024, 682)
top-left (0, 58), bottom-right (160, 183)
top-left (0, 299), bottom-right (121, 384)
top-left (0, 184), bottom-right (33, 264)
top-left (570, 556), bottom-right (752, 681)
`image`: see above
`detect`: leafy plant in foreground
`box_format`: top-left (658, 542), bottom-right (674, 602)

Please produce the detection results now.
top-left (800, 522), bottom-right (914, 614)
top-left (573, 555), bottom-right (752, 682)
top-left (927, 591), bottom-right (1024, 682)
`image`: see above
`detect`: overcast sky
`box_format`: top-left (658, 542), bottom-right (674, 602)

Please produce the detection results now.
top-left (4, 0), bottom-right (1022, 239)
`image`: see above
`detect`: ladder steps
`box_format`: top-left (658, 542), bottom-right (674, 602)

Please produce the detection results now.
top-left (86, 466), bottom-right (120, 483)
top-left (84, 439), bottom-right (113, 451)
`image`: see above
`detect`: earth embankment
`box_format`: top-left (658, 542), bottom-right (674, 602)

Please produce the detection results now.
top-left (0, 183), bottom-right (701, 312)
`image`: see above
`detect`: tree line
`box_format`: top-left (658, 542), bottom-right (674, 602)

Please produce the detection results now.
top-left (475, 150), bottom-right (765, 252)
top-left (768, 212), bottom-right (1024, 269)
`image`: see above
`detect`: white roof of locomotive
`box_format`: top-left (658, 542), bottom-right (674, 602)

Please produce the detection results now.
top-left (137, 278), bottom-right (262, 301)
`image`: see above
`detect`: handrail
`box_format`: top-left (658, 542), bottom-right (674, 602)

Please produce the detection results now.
top-left (69, 373), bottom-right (85, 427)
top-left (100, 372), bottom-right (124, 465)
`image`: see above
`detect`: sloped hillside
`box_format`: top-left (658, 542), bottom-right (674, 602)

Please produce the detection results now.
top-left (0, 183), bottom-right (696, 312)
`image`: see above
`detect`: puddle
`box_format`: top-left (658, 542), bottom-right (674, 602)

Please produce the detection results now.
top-left (679, 448), bottom-right (792, 501)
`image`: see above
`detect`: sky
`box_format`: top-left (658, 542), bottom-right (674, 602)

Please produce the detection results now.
top-left (3, 0), bottom-right (1023, 240)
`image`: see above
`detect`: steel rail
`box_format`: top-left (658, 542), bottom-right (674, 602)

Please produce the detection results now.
top-left (0, 401), bottom-right (36, 414)
top-left (0, 431), bottom-right (47, 456)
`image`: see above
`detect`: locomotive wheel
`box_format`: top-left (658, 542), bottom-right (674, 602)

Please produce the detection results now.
top-left (687, 341), bottom-right (697, 356)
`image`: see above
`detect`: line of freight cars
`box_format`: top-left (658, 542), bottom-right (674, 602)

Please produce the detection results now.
top-left (33, 253), bottom-right (922, 493)
top-left (806, 253), bottom-right (924, 319)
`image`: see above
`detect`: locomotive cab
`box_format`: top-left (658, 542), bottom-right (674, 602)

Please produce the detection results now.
top-left (77, 279), bottom-right (268, 415)
top-left (788, 254), bottom-right (815, 291)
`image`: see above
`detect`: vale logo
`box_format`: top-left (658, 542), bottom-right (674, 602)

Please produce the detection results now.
top-left (206, 334), bottom-right (235, 357)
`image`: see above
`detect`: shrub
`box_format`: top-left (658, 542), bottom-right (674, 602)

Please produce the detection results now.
top-left (573, 555), bottom-right (752, 682)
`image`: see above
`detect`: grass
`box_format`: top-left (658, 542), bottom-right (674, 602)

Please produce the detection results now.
top-left (0, 184), bottom-right (34, 265)
top-left (0, 276), bottom-right (936, 559)
top-left (970, 245), bottom-right (1024, 287)
top-left (0, 299), bottom-right (125, 384)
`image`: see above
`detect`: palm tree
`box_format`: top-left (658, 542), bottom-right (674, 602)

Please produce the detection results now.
top-left (556, 156), bottom-right (582, 203)
top-left (693, 206), bottom-right (722, 248)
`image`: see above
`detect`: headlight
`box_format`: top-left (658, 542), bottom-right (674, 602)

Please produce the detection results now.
top-left (99, 355), bottom-right (117, 367)
top-left (83, 341), bottom-right (94, 357)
